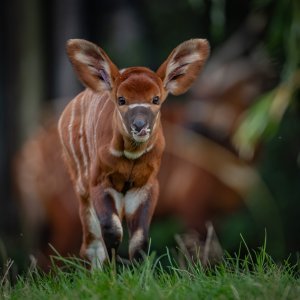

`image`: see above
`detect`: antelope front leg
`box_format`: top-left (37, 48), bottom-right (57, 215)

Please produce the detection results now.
top-left (91, 185), bottom-right (123, 260)
top-left (78, 197), bottom-right (108, 269)
top-left (125, 181), bottom-right (159, 260)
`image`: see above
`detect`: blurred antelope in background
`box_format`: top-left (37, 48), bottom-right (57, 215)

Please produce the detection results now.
top-left (57, 38), bottom-right (209, 267)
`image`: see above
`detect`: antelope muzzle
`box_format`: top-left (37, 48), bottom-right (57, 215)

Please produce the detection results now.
top-left (126, 106), bottom-right (156, 143)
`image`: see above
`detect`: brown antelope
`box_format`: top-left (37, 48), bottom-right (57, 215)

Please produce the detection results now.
top-left (58, 38), bottom-right (209, 268)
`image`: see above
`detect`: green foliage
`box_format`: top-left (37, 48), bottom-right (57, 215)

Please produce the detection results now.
top-left (1, 246), bottom-right (299, 300)
top-left (233, 0), bottom-right (300, 160)
top-left (233, 72), bottom-right (300, 160)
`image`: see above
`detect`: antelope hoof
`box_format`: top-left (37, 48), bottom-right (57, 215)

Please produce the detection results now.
top-left (81, 240), bottom-right (108, 269)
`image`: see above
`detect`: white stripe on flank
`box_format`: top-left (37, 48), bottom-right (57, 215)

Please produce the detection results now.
top-left (68, 98), bottom-right (85, 195)
top-left (90, 96), bottom-right (98, 156)
top-left (79, 97), bottom-right (89, 178)
top-left (128, 103), bottom-right (151, 109)
top-left (93, 97), bottom-right (109, 153)
top-left (58, 111), bottom-right (69, 156)
top-left (87, 95), bottom-right (100, 158)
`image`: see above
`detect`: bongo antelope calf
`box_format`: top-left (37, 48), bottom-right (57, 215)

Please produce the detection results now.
top-left (58, 38), bottom-right (209, 268)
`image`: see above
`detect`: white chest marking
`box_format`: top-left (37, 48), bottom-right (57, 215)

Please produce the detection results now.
top-left (124, 186), bottom-right (150, 216)
top-left (58, 110), bottom-right (68, 155)
top-left (120, 145), bottom-right (154, 160)
top-left (124, 150), bottom-right (145, 160)
top-left (104, 186), bottom-right (150, 217)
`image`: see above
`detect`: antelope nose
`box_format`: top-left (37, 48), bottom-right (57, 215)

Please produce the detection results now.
top-left (132, 118), bottom-right (146, 132)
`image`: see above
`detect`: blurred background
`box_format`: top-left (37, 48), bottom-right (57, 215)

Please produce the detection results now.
top-left (0, 0), bottom-right (299, 274)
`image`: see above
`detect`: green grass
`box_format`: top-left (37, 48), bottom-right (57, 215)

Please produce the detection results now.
top-left (1, 245), bottom-right (299, 300)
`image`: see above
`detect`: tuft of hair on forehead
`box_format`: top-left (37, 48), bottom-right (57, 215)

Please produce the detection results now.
top-left (116, 67), bottom-right (163, 96)
top-left (117, 67), bottom-right (160, 83)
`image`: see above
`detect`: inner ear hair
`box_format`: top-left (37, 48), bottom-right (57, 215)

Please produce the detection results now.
top-left (157, 38), bottom-right (210, 96)
top-left (66, 39), bottom-right (119, 92)
top-left (167, 64), bottom-right (189, 81)
top-left (98, 69), bottom-right (111, 89)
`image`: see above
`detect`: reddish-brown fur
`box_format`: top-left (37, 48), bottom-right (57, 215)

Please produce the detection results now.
top-left (58, 38), bottom-right (209, 266)
top-left (14, 113), bottom-right (256, 269)
top-left (13, 39), bottom-right (271, 268)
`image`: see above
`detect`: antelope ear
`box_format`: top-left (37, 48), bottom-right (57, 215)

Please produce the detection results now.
top-left (157, 39), bottom-right (210, 96)
top-left (66, 39), bottom-right (119, 92)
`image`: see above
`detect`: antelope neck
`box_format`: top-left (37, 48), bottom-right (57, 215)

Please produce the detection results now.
top-left (110, 129), bottom-right (155, 160)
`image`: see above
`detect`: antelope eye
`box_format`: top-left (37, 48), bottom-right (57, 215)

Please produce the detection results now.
top-left (152, 96), bottom-right (160, 105)
top-left (118, 96), bottom-right (126, 106)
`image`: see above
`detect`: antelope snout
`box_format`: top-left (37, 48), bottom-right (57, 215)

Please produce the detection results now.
top-left (132, 118), bottom-right (147, 133)
top-left (125, 106), bottom-right (154, 142)
top-left (131, 117), bottom-right (150, 140)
